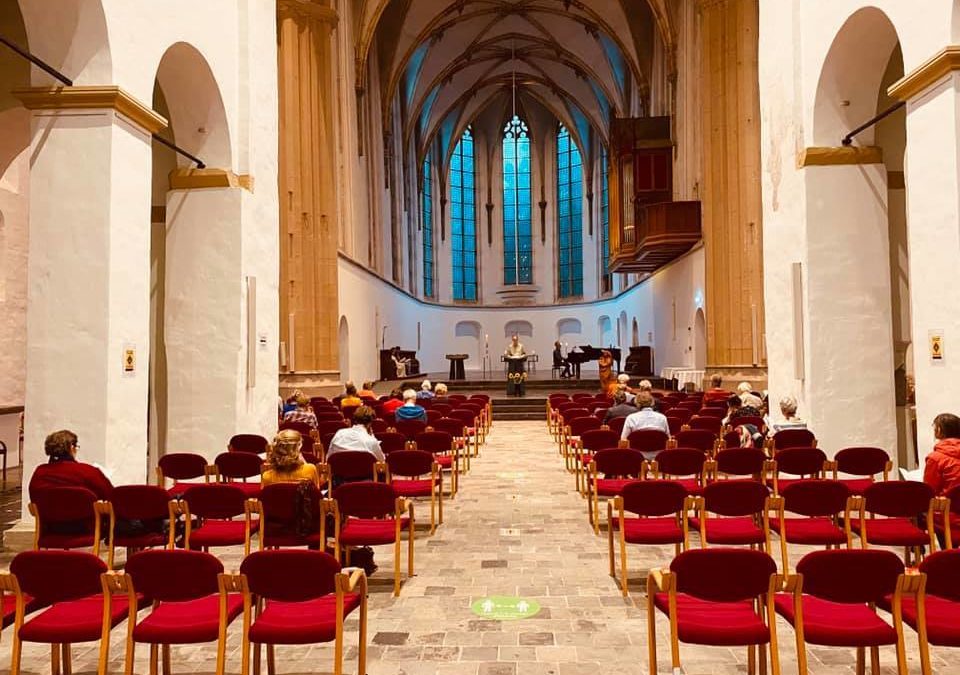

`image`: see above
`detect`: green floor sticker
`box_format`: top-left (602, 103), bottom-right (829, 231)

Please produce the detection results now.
top-left (471, 596), bottom-right (541, 620)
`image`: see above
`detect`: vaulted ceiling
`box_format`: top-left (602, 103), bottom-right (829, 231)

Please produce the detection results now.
top-left (355, 0), bottom-right (674, 169)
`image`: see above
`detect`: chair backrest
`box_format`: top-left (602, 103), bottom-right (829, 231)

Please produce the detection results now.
top-left (259, 482), bottom-right (320, 533)
top-left (315, 412), bottom-right (346, 424)
top-left (241, 549), bottom-right (340, 601)
top-left (592, 448), bottom-right (645, 477)
top-left (215, 452), bottom-right (263, 480)
top-left (863, 480), bottom-right (934, 518)
top-left (10, 550), bottom-right (107, 603)
top-left (126, 549), bottom-right (223, 601)
top-left (702, 480), bottom-right (769, 516)
top-left (386, 450), bottom-right (434, 478)
top-left (446, 409), bottom-right (476, 426)
top-left (159, 453), bottom-right (209, 480)
top-left (568, 416), bottom-right (602, 436)
top-left (696, 407), bottom-right (726, 419)
top-left (835, 446), bottom-right (890, 477)
top-left (781, 480), bottom-right (849, 517)
top-left (341, 405), bottom-right (359, 421)
top-left (670, 548), bottom-right (776, 602)
top-left (732, 415), bottom-right (765, 429)
top-left (671, 407), bottom-right (693, 422)
top-left (370, 418), bottom-right (388, 433)
top-left (772, 428), bottom-right (816, 449)
top-left (333, 481), bottom-right (395, 519)
top-left (773, 447), bottom-right (827, 477)
top-left (458, 403), bottom-right (482, 416)
top-left (279, 420), bottom-right (314, 435)
top-left (32, 486), bottom-right (98, 525)
top-left (229, 434), bottom-right (268, 454)
top-left (656, 448), bottom-right (707, 478)
top-left (110, 485), bottom-right (172, 521)
top-left (919, 549), bottom-right (960, 601)
top-left (560, 407), bottom-right (590, 423)
top-left (182, 483), bottom-right (247, 519)
top-left (666, 416), bottom-right (685, 435)
top-left (320, 432), bottom-right (337, 454)
top-left (395, 419), bottom-right (428, 440)
top-left (300, 435), bottom-right (317, 455)
top-left (431, 403), bottom-right (453, 416)
top-left (318, 420), bottom-right (349, 437)
top-left (426, 409), bottom-right (443, 424)
top-left (687, 416), bottom-right (722, 433)
top-left (626, 429), bottom-right (669, 453)
top-left (375, 431), bottom-right (408, 454)
top-left (414, 430), bottom-right (454, 454)
top-left (580, 429), bottom-right (620, 452)
top-left (431, 418), bottom-right (465, 438)
top-left (796, 549), bottom-right (903, 603)
top-left (605, 416), bottom-right (626, 436)
top-left (714, 447), bottom-right (766, 476)
top-left (673, 429), bottom-right (716, 453)
top-left (722, 430), bottom-right (742, 449)
top-left (620, 480), bottom-right (688, 516)
top-left (572, 393), bottom-right (595, 402)
top-left (326, 451), bottom-right (378, 482)
top-left (447, 394), bottom-right (467, 403)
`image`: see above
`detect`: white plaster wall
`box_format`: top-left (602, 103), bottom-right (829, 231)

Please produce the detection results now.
top-left (650, 246), bottom-right (705, 373)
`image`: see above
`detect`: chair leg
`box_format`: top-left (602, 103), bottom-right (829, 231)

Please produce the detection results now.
top-left (646, 579), bottom-right (657, 675)
top-left (51, 644), bottom-right (61, 675)
top-left (62, 645), bottom-right (72, 675)
top-left (162, 644), bottom-right (171, 675)
top-left (408, 517), bottom-right (416, 576)
top-left (747, 644), bottom-right (756, 675)
top-left (869, 646), bottom-right (880, 675)
top-left (607, 520), bottom-right (616, 577)
top-left (394, 536), bottom-right (402, 596)
top-left (619, 532), bottom-right (629, 597)
top-left (266, 645), bottom-right (275, 675)
top-left (10, 632), bottom-right (22, 675)
top-left (253, 643), bottom-right (261, 675)
top-left (150, 644), bottom-right (159, 675)
top-left (358, 596), bottom-right (368, 675)
top-left (855, 646), bottom-right (865, 675)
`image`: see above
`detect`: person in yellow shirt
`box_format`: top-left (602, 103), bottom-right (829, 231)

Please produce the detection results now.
top-left (340, 383), bottom-right (362, 409)
top-left (261, 429), bottom-right (321, 488)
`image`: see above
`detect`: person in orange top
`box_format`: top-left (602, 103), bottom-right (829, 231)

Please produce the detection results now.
top-left (340, 383), bottom-right (362, 408)
top-left (357, 381), bottom-right (377, 399)
top-left (261, 429), bottom-right (321, 488)
top-left (598, 350), bottom-right (617, 396)
top-left (924, 413), bottom-right (960, 496)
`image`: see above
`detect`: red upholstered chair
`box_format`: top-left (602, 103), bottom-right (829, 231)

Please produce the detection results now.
top-left (665, 415), bottom-right (685, 436)
top-left (28, 486), bottom-right (107, 555)
top-left (768, 428), bottom-right (817, 451)
top-left (157, 453), bottom-right (214, 497)
top-left (670, 429), bottom-right (717, 454)
top-left (431, 402), bottom-right (452, 417)
top-left (934, 484), bottom-right (960, 549)
top-left (341, 405), bottom-right (359, 422)
top-left (766, 480), bottom-right (851, 572)
top-left (712, 447), bottom-right (772, 484)
top-left (233, 549), bottom-right (367, 675)
top-left (670, 406), bottom-right (694, 423)
top-left (587, 448), bottom-right (646, 533)
top-left (101, 549), bottom-right (244, 675)
top-left (318, 419), bottom-right (349, 438)
top-left (299, 435), bottom-right (317, 458)
top-left (770, 446), bottom-right (828, 495)
top-left (182, 484), bottom-right (259, 556)
top-left (829, 446), bottom-right (893, 495)
top-left (315, 412), bottom-right (346, 425)
top-left (604, 415), bottom-right (627, 436)
top-left (849, 481), bottom-right (942, 564)
top-left (647, 548), bottom-right (780, 675)
top-left (447, 409), bottom-right (480, 456)
top-left (104, 484), bottom-right (177, 569)
top-left (649, 448), bottom-right (709, 496)
top-left (731, 415), bottom-right (766, 431)
top-left (565, 416), bottom-right (602, 470)
top-left (775, 549), bottom-right (915, 674)
top-left (329, 481), bottom-right (414, 596)
top-left (375, 430), bottom-right (409, 455)
top-left (229, 434), bottom-right (269, 454)
top-left (6, 551), bottom-right (143, 675)
top-left (458, 402), bottom-right (487, 439)
top-left (413, 429), bottom-right (459, 491)
top-left (326, 451), bottom-right (383, 485)
top-left (426, 409), bottom-right (443, 425)
top-left (386, 449), bottom-right (442, 533)
top-left (279, 420), bottom-right (314, 436)
top-left (609, 480), bottom-right (690, 596)
top-left (696, 407), bottom-right (726, 419)
top-left (257, 482), bottom-right (324, 549)
top-left (572, 393), bottom-right (595, 402)
top-left (624, 429), bottom-right (669, 460)
top-left (370, 418), bottom-right (388, 434)
top-left (722, 429), bottom-right (742, 449)
top-left (395, 418), bottom-right (428, 441)
top-left (447, 394), bottom-right (467, 403)
top-left (215, 452), bottom-right (264, 498)
top-left (573, 429), bottom-right (620, 494)
top-left (691, 480), bottom-right (771, 550)
top-left (685, 415), bottom-right (723, 434)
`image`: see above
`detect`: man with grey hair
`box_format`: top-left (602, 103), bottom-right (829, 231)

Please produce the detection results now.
top-left (394, 388), bottom-right (427, 422)
top-left (769, 395), bottom-right (807, 436)
top-left (620, 391), bottom-right (670, 459)
top-left (603, 390), bottom-right (637, 424)
top-left (417, 380), bottom-right (435, 400)
top-left (616, 373), bottom-right (636, 403)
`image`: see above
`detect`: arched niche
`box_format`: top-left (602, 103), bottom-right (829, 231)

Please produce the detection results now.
top-left (693, 308), bottom-right (707, 370)
top-left (631, 318), bottom-right (640, 347)
top-left (454, 320), bottom-right (483, 365)
top-left (557, 318), bottom-right (583, 339)
top-left (598, 315), bottom-right (613, 346)
top-left (338, 316), bottom-right (350, 379)
top-left (504, 320), bottom-right (533, 338)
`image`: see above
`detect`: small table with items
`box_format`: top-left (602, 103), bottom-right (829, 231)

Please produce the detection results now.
top-left (446, 354), bottom-right (468, 380)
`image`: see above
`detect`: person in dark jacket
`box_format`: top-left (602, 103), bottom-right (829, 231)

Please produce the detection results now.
top-left (603, 390), bottom-right (637, 424)
top-left (29, 429), bottom-right (114, 501)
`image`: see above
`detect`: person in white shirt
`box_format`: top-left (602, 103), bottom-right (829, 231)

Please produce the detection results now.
top-left (326, 406), bottom-right (385, 462)
top-left (620, 391), bottom-right (670, 459)
top-left (769, 395), bottom-right (808, 436)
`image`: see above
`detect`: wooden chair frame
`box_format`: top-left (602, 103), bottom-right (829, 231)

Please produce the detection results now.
top-left (155, 462), bottom-right (218, 489)
top-left (691, 494), bottom-right (771, 554)
top-left (846, 495), bottom-right (948, 565)
top-left (29, 499), bottom-right (110, 557)
top-left (384, 460), bottom-right (443, 534)
top-left (587, 458), bottom-right (648, 534)
top-left (181, 497), bottom-right (260, 557)
top-left (763, 495), bottom-right (852, 573)
top-left (104, 498), bottom-right (179, 569)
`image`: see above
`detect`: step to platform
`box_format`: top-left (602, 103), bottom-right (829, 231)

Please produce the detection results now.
top-left (492, 397), bottom-right (548, 421)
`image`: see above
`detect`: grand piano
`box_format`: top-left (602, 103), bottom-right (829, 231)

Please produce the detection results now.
top-left (566, 345), bottom-right (622, 379)
top-left (379, 349), bottom-right (420, 380)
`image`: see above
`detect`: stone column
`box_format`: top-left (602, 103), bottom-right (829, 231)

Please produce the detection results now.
top-left (15, 86), bottom-right (162, 505)
top-left (698, 0), bottom-right (766, 377)
top-left (277, 0), bottom-right (340, 390)
top-left (890, 47), bottom-right (960, 456)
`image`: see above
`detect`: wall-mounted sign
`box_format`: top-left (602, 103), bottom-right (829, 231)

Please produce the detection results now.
top-left (930, 330), bottom-right (944, 361)
top-left (123, 343), bottom-right (136, 376)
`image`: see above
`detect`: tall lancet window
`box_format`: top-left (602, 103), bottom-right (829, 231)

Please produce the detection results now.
top-left (502, 115), bottom-right (532, 285)
top-left (422, 155), bottom-right (434, 298)
top-left (556, 124), bottom-right (583, 298)
top-left (451, 127), bottom-right (477, 301)
top-left (600, 148), bottom-right (612, 294)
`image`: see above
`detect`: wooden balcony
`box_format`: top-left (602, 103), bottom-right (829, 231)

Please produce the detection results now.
top-left (609, 201), bottom-right (702, 274)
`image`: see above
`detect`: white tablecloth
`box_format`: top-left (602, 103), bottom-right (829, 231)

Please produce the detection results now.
top-left (660, 367), bottom-right (705, 391)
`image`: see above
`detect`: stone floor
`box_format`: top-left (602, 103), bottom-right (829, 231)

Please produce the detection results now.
top-left (2, 422), bottom-right (957, 674)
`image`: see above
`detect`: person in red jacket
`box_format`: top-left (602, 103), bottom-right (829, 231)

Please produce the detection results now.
top-left (29, 429), bottom-right (114, 501)
top-left (924, 413), bottom-right (960, 496)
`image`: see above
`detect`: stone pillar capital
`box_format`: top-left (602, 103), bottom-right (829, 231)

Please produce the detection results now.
top-left (279, 0), bottom-right (339, 26)
top-left (13, 85), bottom-right (167, 135)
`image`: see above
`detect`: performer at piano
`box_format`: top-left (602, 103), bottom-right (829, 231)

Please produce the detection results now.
top-left (598, 350), bottom-right (617, 396)
top-left (390, 346), bottom-right (409, 378)
top-left (552, 341), bottom-right (571, 379)
top-left (504, 334), bottom-right (528, 396)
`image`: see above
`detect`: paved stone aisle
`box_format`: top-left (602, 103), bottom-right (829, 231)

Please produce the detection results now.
top-left (2, 421), bottom-right (955, 674)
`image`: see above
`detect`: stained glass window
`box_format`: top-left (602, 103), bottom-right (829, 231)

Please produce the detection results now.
top-left (422, 155), bottom-right (434, 298)
top-left (503, 115), bottom-right (532, 285)
top-left (601, 148), bottom-right (612, 294)
top-left (556, 125), bottom-right (583, 298)
top-left (450, 128), bottom-right (477, 301)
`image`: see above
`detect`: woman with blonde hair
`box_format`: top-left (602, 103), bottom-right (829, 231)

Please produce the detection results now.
top-left (261, 429), bottom-right (320, 488)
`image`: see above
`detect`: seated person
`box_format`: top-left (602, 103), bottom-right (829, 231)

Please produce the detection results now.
top-left (434, 382), bottom-right (448, 397)
top-left (723, 394), bottom-right (764, 426)
top-left (417, 381), bottom-right (435, 400)
top-left (340, 383), bottom-right (362, 408)
top-left (29, 429), bottom-right (113, 501)
top-left (382, 388), bottom-right (404, 414)
top-left (603, 390), bottom-right (637, 424)
top-left (617, 374), bottom-right (637, 403)
top-left (358, 381), bottom-right (377, 399)
top-left (262, 430), bottom-right (320, 488)
top-left (394, 389), bottom-right (427, 422)
top-left (620, 392), bottom-right (670, 458)
top-left (552, 341), bottom-right (571, 378)
top-left (703, 374), bottom-right (729, 403)
top-left (282, 393), bottom-right (318, 430)
top-left (769, 395), bottom-right (807, 436)
top-left (390, 346), bottom-right (409, 378)
top-left (326, 407), bottom-right (385, 463)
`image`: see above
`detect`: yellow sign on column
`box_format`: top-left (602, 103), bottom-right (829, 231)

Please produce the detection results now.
top-left (930, 332), bottom-right (944, 361)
